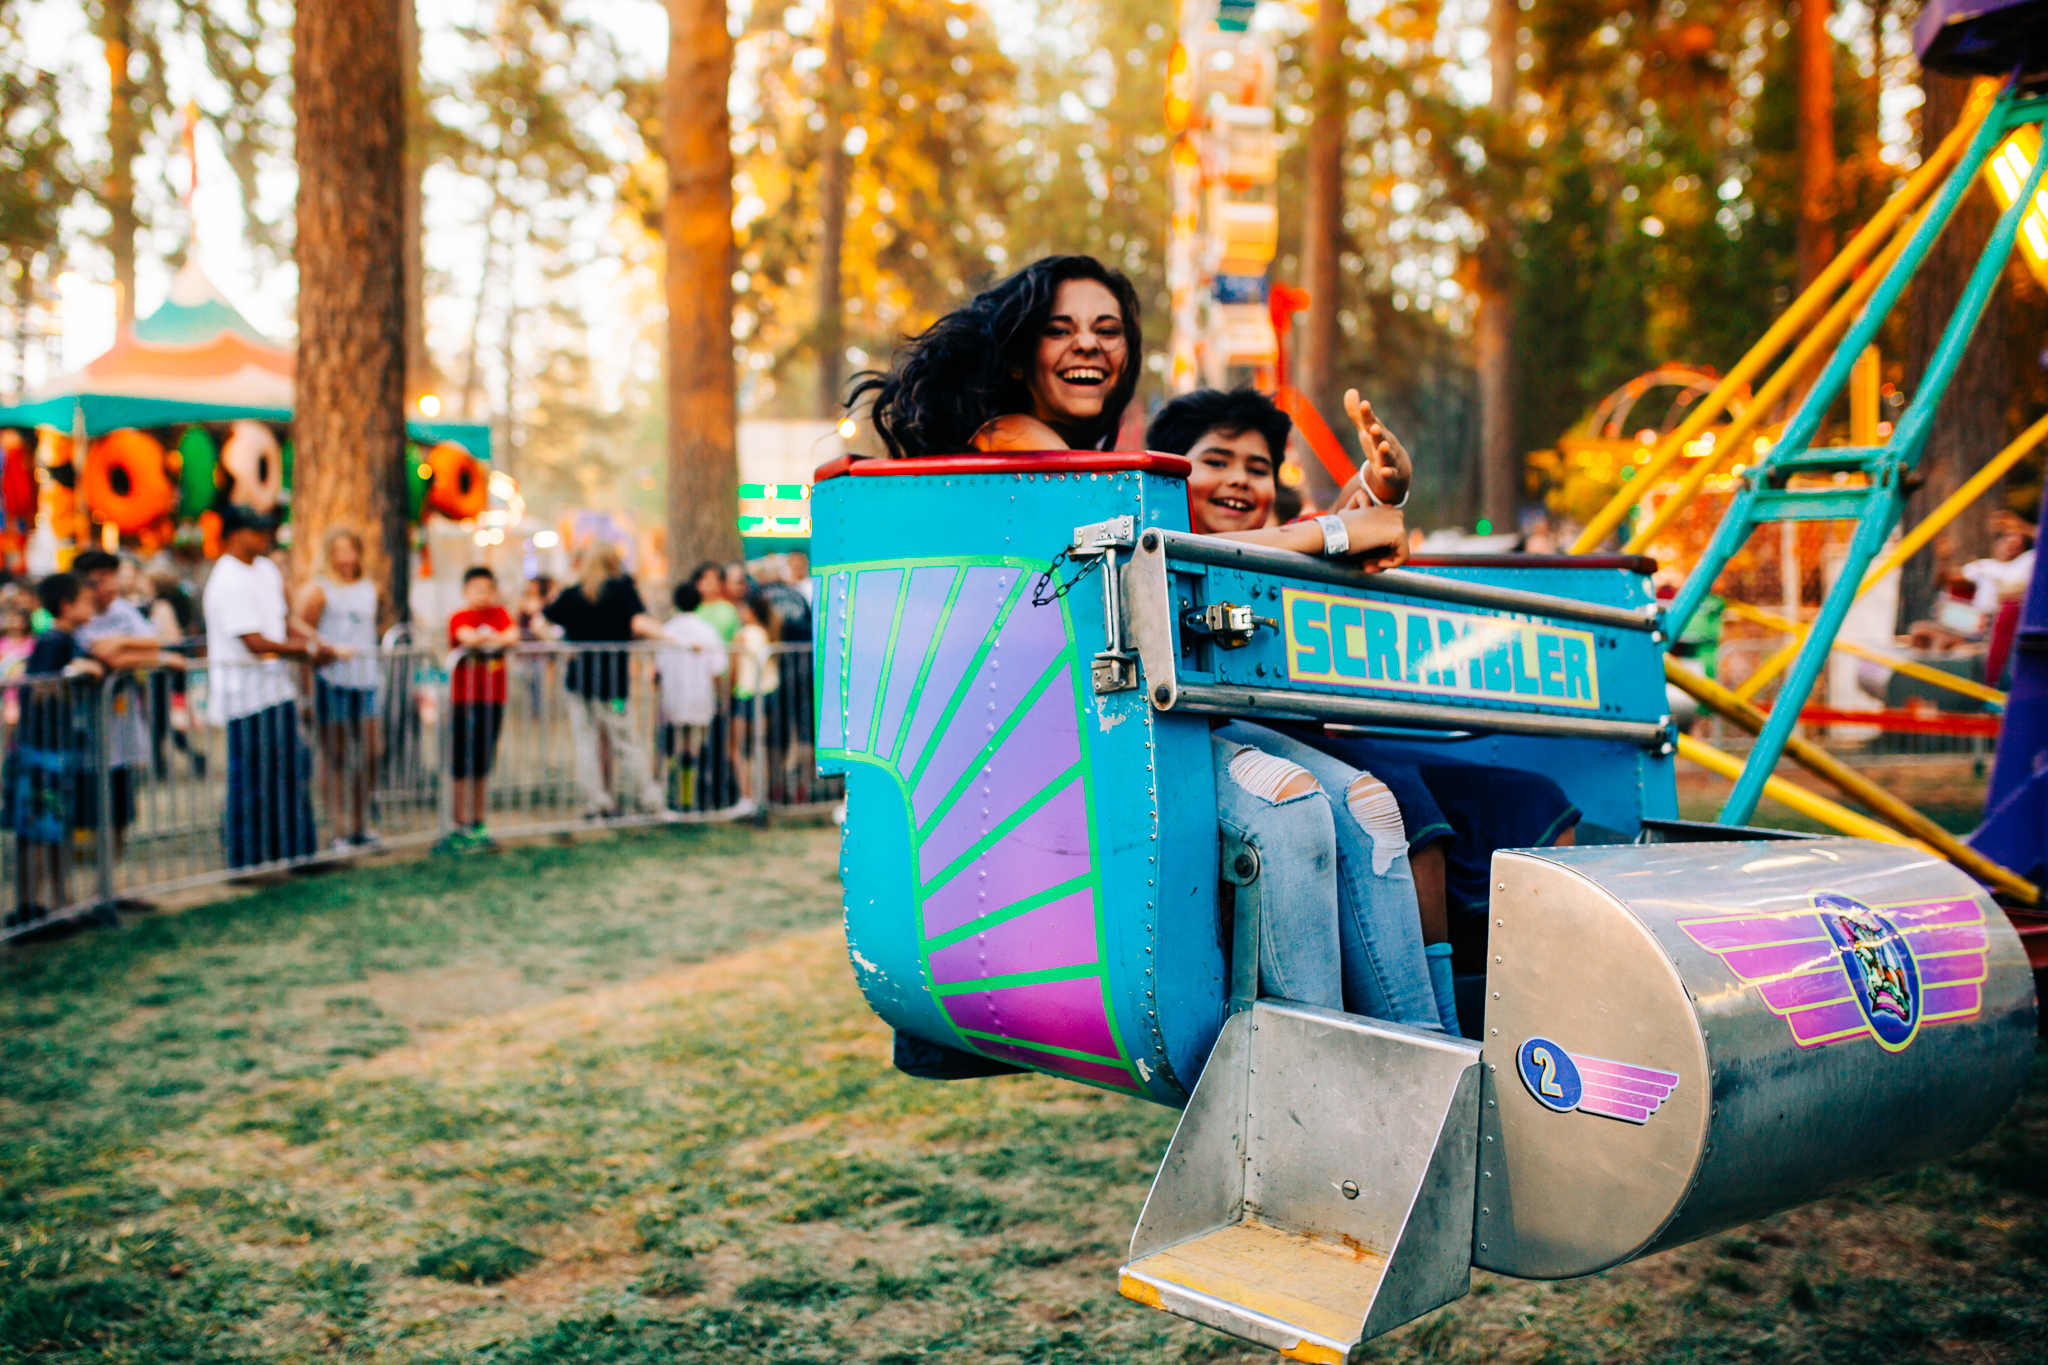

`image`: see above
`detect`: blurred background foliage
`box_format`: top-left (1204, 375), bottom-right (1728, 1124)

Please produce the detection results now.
top-left (6, 0), bottom-right (2035, 531)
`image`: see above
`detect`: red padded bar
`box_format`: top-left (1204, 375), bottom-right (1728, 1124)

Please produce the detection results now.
top-left (813, 451), bottom-right (1193, 481)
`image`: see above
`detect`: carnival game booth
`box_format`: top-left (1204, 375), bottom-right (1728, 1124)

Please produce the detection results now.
top-left (812, 450), bottom-right (2036, 1361)
top-left (0, 263), bottom-right (492, 564)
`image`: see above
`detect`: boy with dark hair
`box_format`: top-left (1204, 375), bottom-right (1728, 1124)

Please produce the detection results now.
top-left (7, 574), bottom-right (105, 924)
top-left (1144, 387), bottom-right (1581, 1036)
top-left (446, 565), bottom-right (519, 850)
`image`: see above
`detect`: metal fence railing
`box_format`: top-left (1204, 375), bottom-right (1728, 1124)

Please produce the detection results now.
top-left (0, 640), bottom-right (840, 942)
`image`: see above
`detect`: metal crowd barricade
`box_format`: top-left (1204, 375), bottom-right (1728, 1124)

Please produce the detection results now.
top-left (0, 669), bottom-right (111, 937)
top-left (0, 638), bottom-right (835, 944)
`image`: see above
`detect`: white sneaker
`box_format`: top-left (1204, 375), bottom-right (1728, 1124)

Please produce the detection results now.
top-left (730, 797), bottom-right (759, 818)
top-left (329, 837), bottom-right (354, 853)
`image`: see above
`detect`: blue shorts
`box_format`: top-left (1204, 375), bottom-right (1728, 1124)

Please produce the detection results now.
top-left (314, 680), bottom-right (376, 726)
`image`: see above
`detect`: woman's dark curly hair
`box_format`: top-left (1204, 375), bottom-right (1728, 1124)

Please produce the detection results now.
top-left (846, 255), bottom-right (1143, 459)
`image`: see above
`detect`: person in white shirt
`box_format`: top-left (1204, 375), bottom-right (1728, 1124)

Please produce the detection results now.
top-left (656, 580), bottom-right (729, 810)
top-left (203, 505), bottom-right (337, 869)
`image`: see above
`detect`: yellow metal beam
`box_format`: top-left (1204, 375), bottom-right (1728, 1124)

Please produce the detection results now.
top-left (1622, 211), bottom-right (1920, 555)
top-left (1667, 659), bottom-right (2036, 902)
top-left (1720, 598), bottom-right (2009, 707)
top-left (1674, 733), bottom-right (1922, 848)
top-left (1570, 77), bottom-right (1998, 553)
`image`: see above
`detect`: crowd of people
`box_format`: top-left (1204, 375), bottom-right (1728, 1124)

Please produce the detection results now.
top-left (0, 500), bottom-right (822, 932)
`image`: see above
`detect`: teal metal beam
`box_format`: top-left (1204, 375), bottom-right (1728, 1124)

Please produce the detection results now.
top-left (1717, 106), bottom-right (2048, 825)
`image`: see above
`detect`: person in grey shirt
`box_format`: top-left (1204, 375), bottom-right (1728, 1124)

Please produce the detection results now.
top-left (72, 550), bottom-right (185, 889)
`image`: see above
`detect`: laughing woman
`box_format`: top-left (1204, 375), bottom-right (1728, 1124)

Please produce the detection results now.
top-left (849, 255), bottom-right (1146, 457)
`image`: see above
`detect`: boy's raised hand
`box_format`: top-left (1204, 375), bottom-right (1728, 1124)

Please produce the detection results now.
top-left (1341, 389), bottom-right (1412, 509)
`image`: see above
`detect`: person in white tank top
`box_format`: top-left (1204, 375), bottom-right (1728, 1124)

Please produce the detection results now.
top-left (295, 527), bottom-right (381, 848)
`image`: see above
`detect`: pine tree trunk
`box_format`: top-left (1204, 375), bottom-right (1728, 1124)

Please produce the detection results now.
top-left (1795, 0), bottom-right (1837, 288)
top-left (97, 0), bottom-right (140, 327)
top-left (293, 0), bottom-right (410, 627)
top-left (666, 0), bottom-right (740, 573)
top-left (815, 0), bottom-right (850, 419)
top-left (1295, 0), bottom-right (1345, 427)
top-left (1475, 0), bottom-right (1517, 532)
top-left (1899, 71), bottom-right (2011, 628)
top-left (401, 0), bottom-right (432, 407)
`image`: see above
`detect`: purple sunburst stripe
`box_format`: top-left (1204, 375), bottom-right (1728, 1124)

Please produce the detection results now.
top-left (872, 566), bottom-right (960, 764)
top-left (976, 1040), bottom-right (1133, 1090)
top-left (843, 569), bottom-right (903, 755)
top-left (911, 596), bottom-right (1071, 824)
top-left (941, 975), bottom-right (1118, 1060)
top-left (1784, 999), bottom-right (1871, 1047)
top-left (928, 887), bottom-right (1097, 986)
top-left (893, 567), bottom-right (1014, 774)
top-left (1923, 983), bottom-right (1984, 1019)
top-left (920, 781), bottom-right (1093, 938)
top-left (818, 571), bottom-right (850, 750)
top-left (915, 685), bottom-right (1080, 882)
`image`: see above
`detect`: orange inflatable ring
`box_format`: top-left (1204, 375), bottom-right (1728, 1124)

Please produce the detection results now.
top-left (83, 429), bottom-right (178, 534)
top-left (218, 419), bottom-right (285, 513)
top-left (425, 441), bottom-right (488, 521)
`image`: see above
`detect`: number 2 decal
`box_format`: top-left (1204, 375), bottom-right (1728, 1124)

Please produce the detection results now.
top-left (1516, 1036), bottom-right (1584, 1113)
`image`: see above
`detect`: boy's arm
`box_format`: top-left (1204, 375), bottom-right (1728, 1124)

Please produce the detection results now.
top-left (1211, 506), bottom-right (1409, 570)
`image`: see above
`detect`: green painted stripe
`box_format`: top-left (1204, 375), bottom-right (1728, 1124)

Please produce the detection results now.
top-left (913, 650), bottom-right (1069, 840)
top-left (934, 960), bottom-right (1102, 996)
top-left (955, 1028), bottom-right (1127, 1068)
top-left (866, 571), bottom-right (911, 756)
top-left (919, 763), bottom-right (1080, 896)
top-left (889, 568), bottom-right (966, 769)
top-left (905, 573), bottom-right (1030, 789)
top-left (924, 873), bottom-right (1095, 953)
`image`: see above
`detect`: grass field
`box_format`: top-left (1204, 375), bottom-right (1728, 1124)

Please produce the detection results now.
top-left (2, 822), bottom-right (2044, 1363)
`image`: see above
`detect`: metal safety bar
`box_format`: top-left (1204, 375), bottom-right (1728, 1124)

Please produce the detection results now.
top-left (1144, 530), bottom-right (1662, 633)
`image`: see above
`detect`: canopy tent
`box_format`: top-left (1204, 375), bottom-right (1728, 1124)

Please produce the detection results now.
top-left (0, 261), bottom-right (488, 459)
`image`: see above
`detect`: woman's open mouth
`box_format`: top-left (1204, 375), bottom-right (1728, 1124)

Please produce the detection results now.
top-left (1058, 366), bottom-right (1109, 386)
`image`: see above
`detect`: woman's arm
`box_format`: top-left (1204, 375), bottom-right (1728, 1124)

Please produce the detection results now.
top-left (1213, 506), bottom-right (1410, 570)
top-left (293, 580), bottom-right (326, 631)
top-left (631, 613), bottom-right (665, 640)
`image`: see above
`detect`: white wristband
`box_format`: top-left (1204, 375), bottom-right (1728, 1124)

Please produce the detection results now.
top-left (1362, 477), bottom-right (1410, 509)
top-left (1315, 514), bottom-right (1350, 556)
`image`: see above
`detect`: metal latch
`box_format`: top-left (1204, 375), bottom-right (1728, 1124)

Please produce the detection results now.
top-left (1066, 516), bottom-right (1140, 694)
top-left (1181, 601), bottom-right (1276, 650)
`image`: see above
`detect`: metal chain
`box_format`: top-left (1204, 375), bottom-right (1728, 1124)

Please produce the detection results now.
top-left (1031, 546), bottom-right (1102, 607)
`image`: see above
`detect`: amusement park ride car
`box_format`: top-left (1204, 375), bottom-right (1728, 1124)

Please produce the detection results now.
top-left (808, 6), bottom-right (2048, 1360)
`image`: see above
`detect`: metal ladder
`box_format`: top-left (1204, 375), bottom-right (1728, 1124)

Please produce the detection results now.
top-left (1662, 78), bottom-right (2048, 826)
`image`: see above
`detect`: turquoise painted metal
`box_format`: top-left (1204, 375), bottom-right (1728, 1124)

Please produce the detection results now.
top-left (814, 454), bottom-right (1677, 1107)
top-left (1663, 76), bottom-right (2048, 826)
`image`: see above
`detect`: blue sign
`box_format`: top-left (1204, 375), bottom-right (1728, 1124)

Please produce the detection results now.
top-left (1517, 1036), bottom-right (1584, 1113)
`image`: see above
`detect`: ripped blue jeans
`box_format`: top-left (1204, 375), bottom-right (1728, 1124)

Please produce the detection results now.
top-left (1210, 722), bottom-right (1440, 1031)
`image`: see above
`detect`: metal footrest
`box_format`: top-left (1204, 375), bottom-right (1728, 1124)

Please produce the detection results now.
top-left (1118, 1001), bottom-right (1482, 1360)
